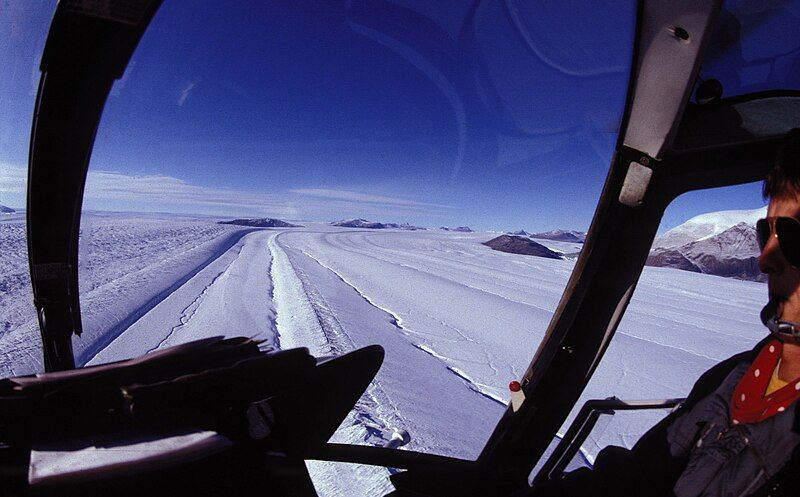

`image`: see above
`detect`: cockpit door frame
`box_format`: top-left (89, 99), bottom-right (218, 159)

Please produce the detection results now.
top-left (477, 0), bottom-right (725, 477)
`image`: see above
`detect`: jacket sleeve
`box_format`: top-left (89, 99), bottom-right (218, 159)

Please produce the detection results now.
top-left (520, 350), bottom-right (755, 497)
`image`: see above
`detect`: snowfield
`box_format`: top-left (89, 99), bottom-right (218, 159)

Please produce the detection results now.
top-left (0, 214), bottom-right (768, 495)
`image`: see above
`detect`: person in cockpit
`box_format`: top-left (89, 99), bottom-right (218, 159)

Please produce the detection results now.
top-left (522, 131), bottom-right (800, 497)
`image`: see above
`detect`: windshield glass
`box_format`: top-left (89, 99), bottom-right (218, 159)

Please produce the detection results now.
top-left (2, 0), bottom-right (635, 493)
top-left (700, 0), bottom-right (800, 97)
top-left (81, 0), bottom-right (637, 460)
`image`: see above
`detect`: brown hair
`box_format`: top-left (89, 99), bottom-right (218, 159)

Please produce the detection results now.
top-left (763, 128), bottom-right (800, 200)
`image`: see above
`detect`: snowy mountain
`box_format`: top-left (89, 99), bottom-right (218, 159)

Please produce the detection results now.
top-left (507, 229), bottom-right (530, 236)
top-left (0, 204), bottom-right (16, 214)
top-left (440, 226), bottom-right (473, 233)
top-left (532, 229), bottom-right (586, 243)
top-left (653, 207), bottom-right (766, 249)
top-left (218, 218), bottom-right (302, 228)
top-left (648, 220), bottom-right (765, 281)
top-left (331, 219), bottom-right (425, 230)
top-left (331, 218), bottom-right (381, 228)
top-left (483, 235), bottom-right (562, 259)
top-left (394, 223), bottom-right (426, 230)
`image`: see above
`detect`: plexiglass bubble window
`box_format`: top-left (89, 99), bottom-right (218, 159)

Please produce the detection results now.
top-left (76, 0), bottom-right (641, 461)
top-left (3, 0), bottom-right (636, 470)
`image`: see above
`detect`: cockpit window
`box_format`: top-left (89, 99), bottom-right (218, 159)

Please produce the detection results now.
top-left (701, 0), bottom-right (800, 97)
top-left (2, 0), bottom-right (637, 477)
top-left (75, 0), bottom-right (637, 463)
top-left (538, 182), bottom-right (768, 475)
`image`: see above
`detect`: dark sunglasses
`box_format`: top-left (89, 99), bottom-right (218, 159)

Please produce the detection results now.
top-left (756, 217), bottom-right (800, 267)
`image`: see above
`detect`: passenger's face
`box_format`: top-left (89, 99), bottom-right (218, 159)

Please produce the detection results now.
top-left (759, 193), bottom-right (800, 323)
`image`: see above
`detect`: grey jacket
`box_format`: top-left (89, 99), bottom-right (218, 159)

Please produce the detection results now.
top-left (667, 361), bottom-right (800, 497)
top-left (529, 342), bottom-right (800, 497)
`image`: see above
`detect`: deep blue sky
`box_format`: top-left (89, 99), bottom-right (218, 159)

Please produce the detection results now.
top-left (3, 1), bottom-right (787, 232)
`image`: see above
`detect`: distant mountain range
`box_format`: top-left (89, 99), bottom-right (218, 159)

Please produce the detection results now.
top-left (503, 229), bottom-right (586, 243)
top-left (219, 218), bottom-right (303, 228)
top-left (483, 235), bottom-right (562, 259)
top-left (0, 205), bottom-right (16, 214)
top-left (440, 226), bottom-right (473, 232)
top-left (647, 207), bottom-right (767, 282)
top-left (485, 208), bottom-right (768, 281)
top-left (331, 219), bottom-right (426, 230)
top-left (531, 229), bottom-right (586, 243)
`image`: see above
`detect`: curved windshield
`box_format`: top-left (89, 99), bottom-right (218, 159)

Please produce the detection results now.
top-left (2, 0), bottom-right (636, 494)
top-left (77, 0), bottom-right (635, 463)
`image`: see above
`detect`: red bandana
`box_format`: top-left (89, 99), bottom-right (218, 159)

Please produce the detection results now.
top-left (731, 339), bottom-right (800, 425)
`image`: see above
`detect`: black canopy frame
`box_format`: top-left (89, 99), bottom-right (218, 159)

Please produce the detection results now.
top-left (27, 0), bottom-right (164, 372)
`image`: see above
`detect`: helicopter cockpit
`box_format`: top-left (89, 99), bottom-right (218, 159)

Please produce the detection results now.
top-left (1, 1), bottom-right (799, 496)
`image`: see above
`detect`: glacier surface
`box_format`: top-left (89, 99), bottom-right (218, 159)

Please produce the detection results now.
top-left (0, 214), bottom-right (769, 495)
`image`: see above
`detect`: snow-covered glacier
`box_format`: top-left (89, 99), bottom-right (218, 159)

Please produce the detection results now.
top-left (0, 213), bottom-right (769, 495)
